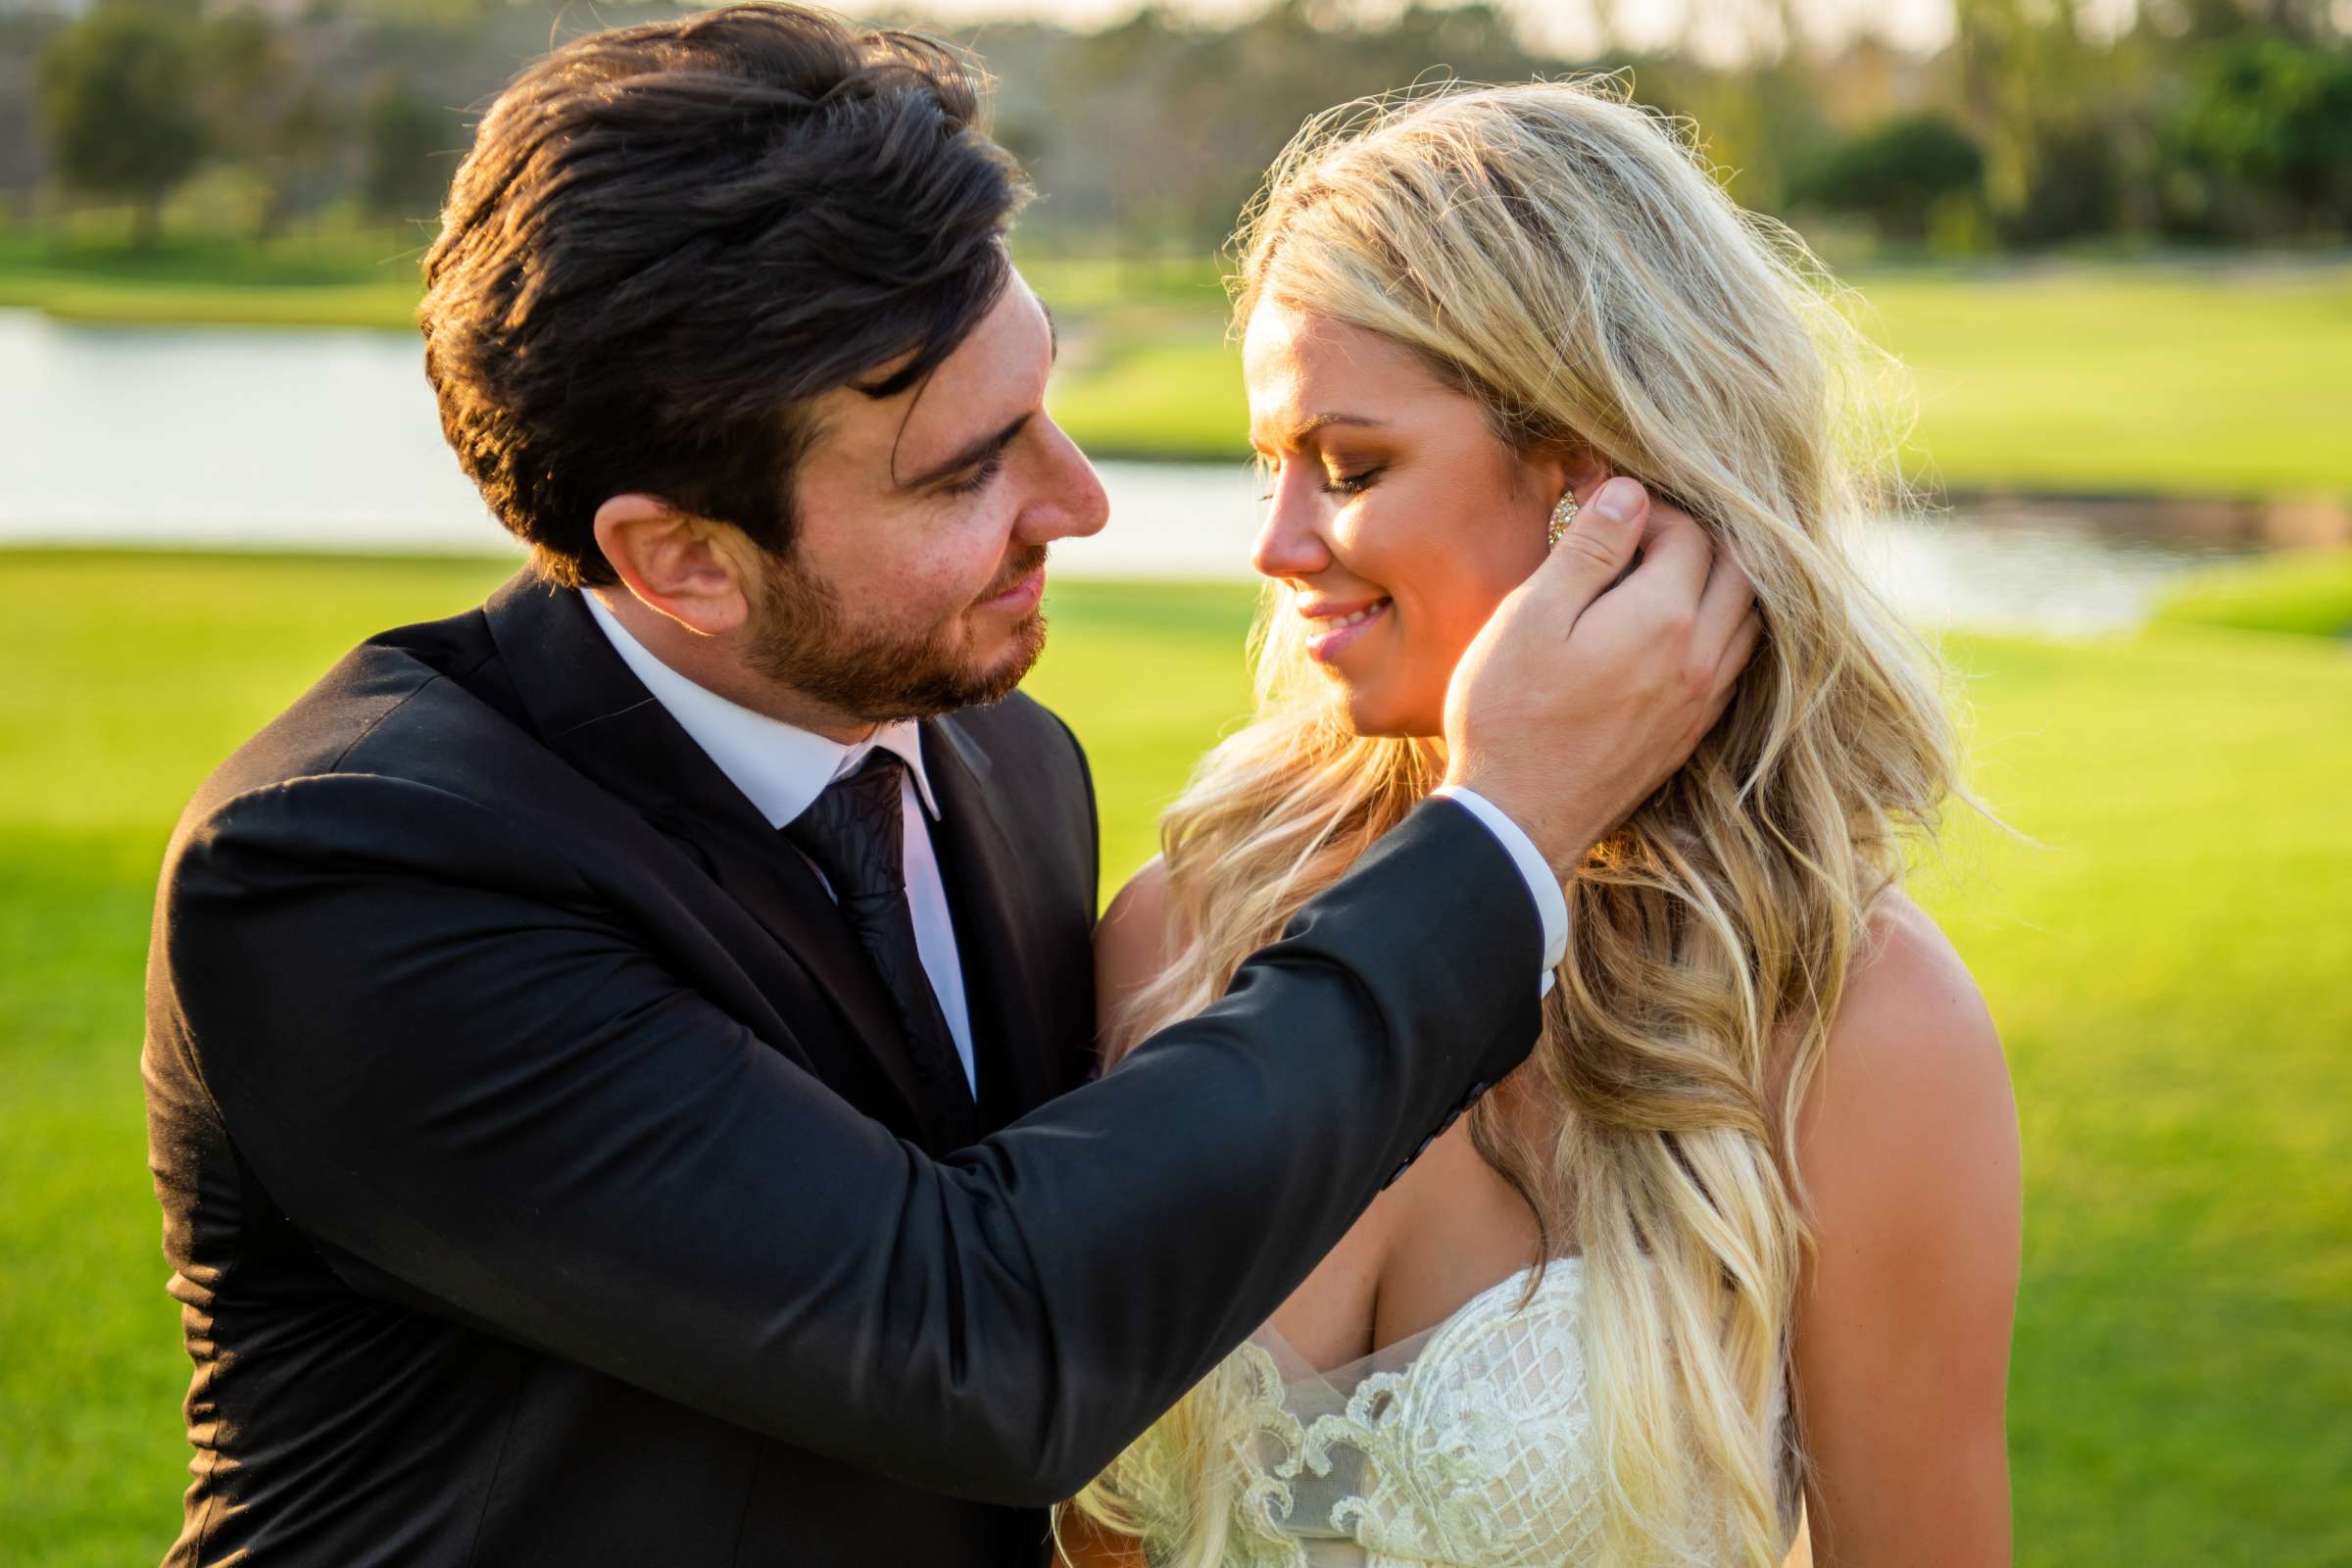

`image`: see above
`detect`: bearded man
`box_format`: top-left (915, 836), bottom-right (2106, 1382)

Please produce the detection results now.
top-left (141, 8), bottom-right (1751, 1564)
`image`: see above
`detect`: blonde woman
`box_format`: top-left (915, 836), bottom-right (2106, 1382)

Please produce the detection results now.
top-left (1062, 81), bottom-right (2021, 1568)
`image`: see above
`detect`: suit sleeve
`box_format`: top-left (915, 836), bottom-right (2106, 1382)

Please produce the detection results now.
top-left (160, 770), bottom-right (1543, 1505)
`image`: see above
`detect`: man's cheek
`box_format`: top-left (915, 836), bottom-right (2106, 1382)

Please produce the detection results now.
top-left (934, 541), bottom-right (1012, 605)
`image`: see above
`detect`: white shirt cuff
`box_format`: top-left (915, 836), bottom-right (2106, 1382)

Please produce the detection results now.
top-left (1432, 785), bottom-right (1569, 996)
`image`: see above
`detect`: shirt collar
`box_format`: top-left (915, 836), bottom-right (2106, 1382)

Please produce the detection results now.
top-left (581, 590), bottom-right (939, 830)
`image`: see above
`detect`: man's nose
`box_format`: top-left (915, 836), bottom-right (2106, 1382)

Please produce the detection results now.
top-left (1018, 418), bottom-right (1109, 545)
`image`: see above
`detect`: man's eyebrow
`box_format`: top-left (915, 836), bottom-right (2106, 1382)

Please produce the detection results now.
top-left (891, 299), bottom-right (1055, 491)
top-left (1248, 412), bottom-right (1385, 450)
top-left (897, 411), bottom-right (1033, 492)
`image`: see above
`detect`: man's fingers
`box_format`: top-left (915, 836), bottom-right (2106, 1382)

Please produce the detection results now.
top-left (1537, 475), bottom-right (1650, 616)
top-left (1709, 606), bottom-right (1764, 701)
top-left (1613, 498), bottom-right (1713, 612)
top-left (1693, 533), bottom-right (1758, 653)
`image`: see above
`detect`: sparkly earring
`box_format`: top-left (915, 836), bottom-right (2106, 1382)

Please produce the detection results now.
top-left (1546, 489), bottom-right (1580, 549)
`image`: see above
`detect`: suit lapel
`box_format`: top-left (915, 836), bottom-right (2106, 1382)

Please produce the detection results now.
top-left (920, 713), bottom-right (1062, 1127)
top-left (478, 573), bottom-right (931, 1134)
top-left (670, 808), bottom-right (935, 1135)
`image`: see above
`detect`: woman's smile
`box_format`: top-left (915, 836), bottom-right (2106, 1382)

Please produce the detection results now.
top-left (1300, 594), bottom-right (1393, 662)
top-left (1244, 302), bottom-right (1563, 734)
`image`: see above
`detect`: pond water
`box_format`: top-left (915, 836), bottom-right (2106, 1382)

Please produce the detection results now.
top-left (0, 309), bottom-right (2269, 636)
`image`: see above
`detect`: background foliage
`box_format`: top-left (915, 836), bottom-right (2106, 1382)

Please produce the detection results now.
top-left (2, 0), bottom-right (2348, 254)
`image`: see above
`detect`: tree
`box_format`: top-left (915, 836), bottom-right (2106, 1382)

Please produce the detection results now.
top-left (192, 10), bottom-right (341, 239)
top-left (1949, 0), bottom-right (2146, 245)
top-left (360, 78), bottom-right (458, 222)
top-left (2168, 37), bottom-right (2352, 237)
top-left (1794, 111), bottom-right (1984, 242)
top-left (34, 2), bottom-right (207, 245)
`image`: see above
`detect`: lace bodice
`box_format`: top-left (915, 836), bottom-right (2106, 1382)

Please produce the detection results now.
top-left (1095, 1257), bottom-right (1795, 1567)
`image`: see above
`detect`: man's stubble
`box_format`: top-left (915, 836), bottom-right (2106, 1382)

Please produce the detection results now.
top-left (745, 543), bottom-right (1050, 724)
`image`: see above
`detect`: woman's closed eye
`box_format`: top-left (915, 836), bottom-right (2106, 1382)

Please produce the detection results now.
top-left (1252, 453), bottom-right (1386, 502)
top-left (1321, 465), bottom-right (1384, 497)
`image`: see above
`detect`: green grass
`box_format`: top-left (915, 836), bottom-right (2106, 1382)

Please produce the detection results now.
top-left (1855, 262), bottom-right (2352, 499)
top-left (4, 550), bottom-right (2348, 1563)
top-left (2150, 546), bottom-right (2352, 639)
top-left (1923, 628), bottom-right (2352, 1562)
top-left (0, 225), bottom-right (429, 330)
top-left (3, 231), bottom-right (2347, 498)
top-left (1048, 325), bottom-right (1252, 465)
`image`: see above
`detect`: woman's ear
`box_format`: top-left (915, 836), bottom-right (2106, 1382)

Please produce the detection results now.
top-left (1526, 444), bottom-right (1611, 508)
top-left (591, 494), bottom-right (755, 637)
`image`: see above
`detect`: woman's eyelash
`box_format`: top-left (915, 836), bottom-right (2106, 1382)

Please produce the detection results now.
top-left (946, 454), bottom-right (1005, 497)
top-left (1257, 464), bottom-right (1384, 502)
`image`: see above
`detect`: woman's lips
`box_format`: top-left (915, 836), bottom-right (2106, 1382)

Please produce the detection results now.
top-left (1304, 596), bottom-right (1391, 662)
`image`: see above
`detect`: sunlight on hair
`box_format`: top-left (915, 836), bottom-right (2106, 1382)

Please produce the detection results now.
top-left (1063, 75), bottom-right (1983, 1567)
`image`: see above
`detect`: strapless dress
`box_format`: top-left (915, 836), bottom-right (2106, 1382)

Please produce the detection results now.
top-left (1095, 1256), bottom-right (1797, 1567)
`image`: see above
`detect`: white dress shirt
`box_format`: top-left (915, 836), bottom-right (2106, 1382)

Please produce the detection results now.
top-left (585, 593), bottom-right (1568, 1053)
top-left (583, 592), bottom-right (979, 1094)
top-left (1434, 784), bottom-right (1571, 992)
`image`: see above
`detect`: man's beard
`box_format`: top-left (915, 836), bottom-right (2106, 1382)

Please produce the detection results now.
top-left (744, 544), bottom-right (1049, 724)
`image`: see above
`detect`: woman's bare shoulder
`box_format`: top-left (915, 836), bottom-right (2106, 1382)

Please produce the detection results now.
top-left (1100, 855), bottom-right (1170, 939)
top-left (1832, 891), bottom-right (2004, 1091)
top-left (1093, 856), bottom-right (1173, 1034)
top-left (1794, 887), bottom-right (2018, 1247)
top-left (1784, 901), bottom-right (2020, 1561)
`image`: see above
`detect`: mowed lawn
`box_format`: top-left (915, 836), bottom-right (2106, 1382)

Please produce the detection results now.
top-left (2, 550), bottom-right (2347, 1565)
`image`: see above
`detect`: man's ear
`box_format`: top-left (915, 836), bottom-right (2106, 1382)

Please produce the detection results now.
top-left (591, 493), bottom-right (754, 637)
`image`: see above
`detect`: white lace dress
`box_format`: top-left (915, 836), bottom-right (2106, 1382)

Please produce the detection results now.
top-left (1095, 1257), bottom-right (1796, 1567)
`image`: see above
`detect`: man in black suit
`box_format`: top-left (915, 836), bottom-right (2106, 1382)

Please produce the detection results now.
top-left (142, 8), bottom-right (1758, 1565)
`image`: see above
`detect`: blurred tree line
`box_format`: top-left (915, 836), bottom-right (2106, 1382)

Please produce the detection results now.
top-left (0, 0), bottom-right (2345, 254)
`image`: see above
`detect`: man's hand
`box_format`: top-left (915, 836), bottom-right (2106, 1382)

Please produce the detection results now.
top-left (1443, 476), bottom-right (1761, 876)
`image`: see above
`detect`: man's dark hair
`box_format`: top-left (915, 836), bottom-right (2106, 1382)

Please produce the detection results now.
top-left (419, 4), bottom-right (1026, 587)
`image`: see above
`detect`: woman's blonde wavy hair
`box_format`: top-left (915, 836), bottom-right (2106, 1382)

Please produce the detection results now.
top-left (1065, 77), bottom-right (1963, 1567)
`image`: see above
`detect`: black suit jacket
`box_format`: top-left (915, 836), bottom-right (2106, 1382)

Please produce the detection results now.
top-left (143, 571), bottom-right (1544, 1566)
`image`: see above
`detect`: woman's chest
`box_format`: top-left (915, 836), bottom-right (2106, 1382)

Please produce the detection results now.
top-left (1266, 1116), bottom-right (1552, 1371)
top-left (1185, 1260), bottom-right (1605, 1568)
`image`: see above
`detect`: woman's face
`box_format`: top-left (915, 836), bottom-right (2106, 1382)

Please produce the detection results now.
top-left (1242, 300), bottom-right (1573, 737)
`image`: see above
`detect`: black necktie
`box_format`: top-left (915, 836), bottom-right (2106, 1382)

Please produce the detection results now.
top-left (784, 749), bottom-right (979, 1149)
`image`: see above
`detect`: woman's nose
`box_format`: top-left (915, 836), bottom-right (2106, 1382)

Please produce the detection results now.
top-left (1250, 471), bottom-right (1332, 581)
